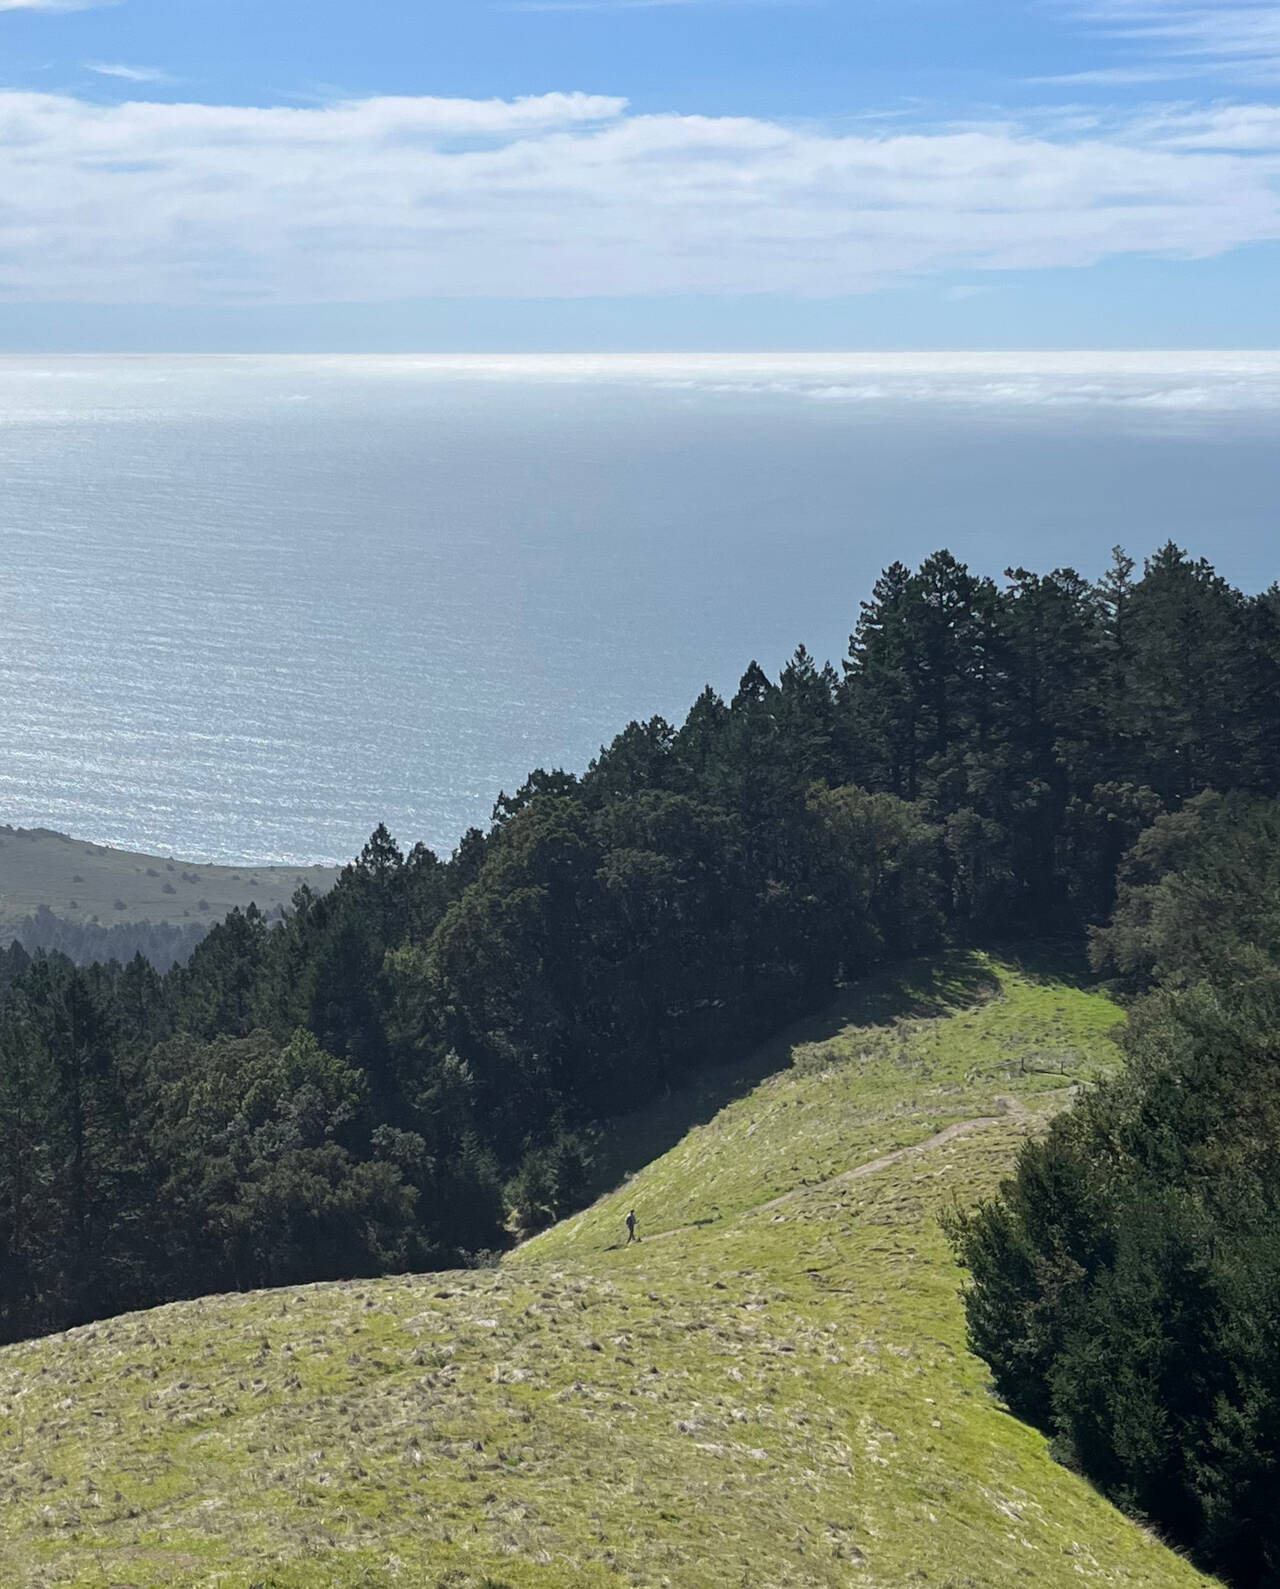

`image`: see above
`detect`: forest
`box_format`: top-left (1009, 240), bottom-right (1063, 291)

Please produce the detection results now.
top-left (0, 541), bottom-right (1277, 1581)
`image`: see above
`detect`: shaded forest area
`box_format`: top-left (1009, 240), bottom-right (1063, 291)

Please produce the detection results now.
top-left (950, 786), bottom-right (1280, 1586)
top-left (1, 541), bottom-right (1277, 1569)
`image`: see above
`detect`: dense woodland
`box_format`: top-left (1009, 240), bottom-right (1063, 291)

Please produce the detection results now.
top-left (1, 542), bottom-right (1278, 1578)
top-left (949, 788), bottom-right (1280, 1586)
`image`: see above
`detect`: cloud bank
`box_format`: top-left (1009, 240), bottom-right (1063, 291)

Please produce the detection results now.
top-left (278, 352), bottom-right (1280, 413)
top-left (2, 89), bottom-right (1279, 303)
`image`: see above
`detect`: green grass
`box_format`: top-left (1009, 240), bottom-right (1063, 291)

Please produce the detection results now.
top-left (0, 952), bottom-right (1215, 1588)
top-left (538, 949), bottom-right (1119, 1251)
top-left (0, 826), bottom-right (338, 931)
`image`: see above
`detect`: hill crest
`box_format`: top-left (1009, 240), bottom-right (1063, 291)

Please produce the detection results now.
top-left (0, 823), bottom-right (339, 935)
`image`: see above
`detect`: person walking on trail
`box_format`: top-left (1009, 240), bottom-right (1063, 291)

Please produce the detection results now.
top-left (626, 1209), bottom-right (639, 1244)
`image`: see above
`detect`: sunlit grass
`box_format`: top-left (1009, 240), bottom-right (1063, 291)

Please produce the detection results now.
top-left (0, 952), bottom-right (1213, 1588)
top-left (530, 950), bottom-right (1121, 1252)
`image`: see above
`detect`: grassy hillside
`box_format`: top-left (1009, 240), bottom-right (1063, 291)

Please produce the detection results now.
top-left (0, 825), bottom-right (338, 931)
top-left (0, 953), bottom-right (1215, 1589)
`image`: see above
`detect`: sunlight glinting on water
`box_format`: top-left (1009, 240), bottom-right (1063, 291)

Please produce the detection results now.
top-left (1, 354), bottom-right (1277, 865)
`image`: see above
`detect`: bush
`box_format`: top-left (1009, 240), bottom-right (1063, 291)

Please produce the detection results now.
top-left (506, 1133), bottom-right (593, 1235)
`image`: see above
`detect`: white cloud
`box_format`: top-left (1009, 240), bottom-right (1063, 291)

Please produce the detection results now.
top-left (86, 63), bottom-right (172, 84)
top-left (0, 89), bottom-right (1277, 303)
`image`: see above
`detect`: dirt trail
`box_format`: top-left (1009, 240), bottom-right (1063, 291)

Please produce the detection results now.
top-left (633, 1094), bottom-right (1034, 1247)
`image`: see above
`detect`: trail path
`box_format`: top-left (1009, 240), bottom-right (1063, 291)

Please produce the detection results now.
top-left (627, 1094), bottom-right (1036, 1248)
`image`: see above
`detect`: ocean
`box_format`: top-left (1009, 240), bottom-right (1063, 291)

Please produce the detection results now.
top-left (1, 352), bottom-right (1277, 865)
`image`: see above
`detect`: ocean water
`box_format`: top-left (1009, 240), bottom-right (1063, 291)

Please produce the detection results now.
top-left (0, 352), bottom-right (1277, 866)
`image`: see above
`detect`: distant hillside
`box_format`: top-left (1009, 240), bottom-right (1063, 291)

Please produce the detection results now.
top-left (0, 954), bottom-right (1216, 1589)
top-left (0, 825), bottom-right (338, 948)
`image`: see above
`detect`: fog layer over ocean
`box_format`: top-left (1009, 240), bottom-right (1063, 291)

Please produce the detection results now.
top-left (1, 353), bottom-right (1277, 865)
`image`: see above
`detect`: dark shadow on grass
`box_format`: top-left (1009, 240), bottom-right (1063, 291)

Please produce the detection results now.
top-left (578, 946), bottom-right (1012, 1206)
top-left (983, 935), bottom-right (1098, 987)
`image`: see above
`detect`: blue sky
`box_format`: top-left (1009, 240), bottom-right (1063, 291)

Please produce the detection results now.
top-left (3, 0), bottom-right (1280, 348)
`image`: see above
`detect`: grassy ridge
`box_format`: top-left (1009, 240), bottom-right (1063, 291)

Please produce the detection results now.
top-left (0, 955), bottom-right (1214, 1588)
top-left (534, 949), bottom-right (1120, 1251)
top-left (0, 826), bottom-right (338, 931)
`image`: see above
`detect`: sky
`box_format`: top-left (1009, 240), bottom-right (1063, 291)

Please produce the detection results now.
top-left (2, 0), bottom-right (1280, 348)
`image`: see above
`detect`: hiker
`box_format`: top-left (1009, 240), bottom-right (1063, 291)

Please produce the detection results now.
top-left (625, 1209), bottom-right (638, 1244)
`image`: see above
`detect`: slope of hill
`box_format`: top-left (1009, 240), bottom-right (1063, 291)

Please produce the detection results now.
top-left (0, 954), bottom-right (1214, 1589)
top-left (0, 825), bottom-right (339, 932)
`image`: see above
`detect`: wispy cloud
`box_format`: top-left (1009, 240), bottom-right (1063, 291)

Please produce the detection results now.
top-left (1128, 100), bottom-right (1280, 149)
top-left (86, 63), bottom-right (172, 84)
top-left (1070, 2), bottom-right (1280, 85)
top-left (0, 0), bottom-right (109, 10)
top-left (1034, 65), bottom-right (1203, 85)
top-left (0, 89), bottom-right (1275, 304)
top-left (507, 0), bottom-right (813, 10)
